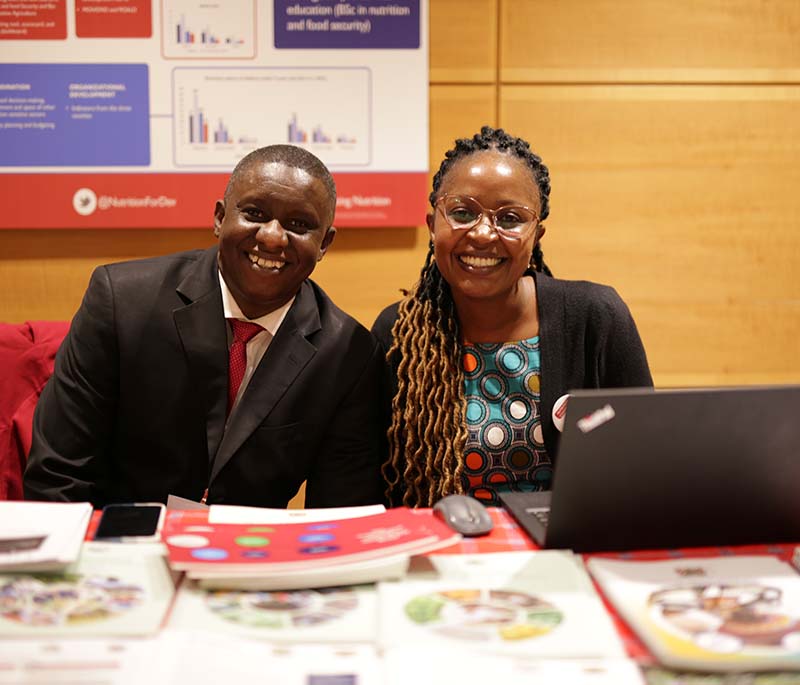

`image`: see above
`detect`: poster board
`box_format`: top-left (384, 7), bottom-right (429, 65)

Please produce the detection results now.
top-left (0, 0), bottom-right (428, 228)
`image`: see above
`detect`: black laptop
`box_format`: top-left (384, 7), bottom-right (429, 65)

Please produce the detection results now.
top-left (499, 385), bottom-right (800, 553)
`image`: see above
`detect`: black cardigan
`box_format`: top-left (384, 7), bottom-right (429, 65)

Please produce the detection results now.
top-left (370, 272), bottom-right (653, 463)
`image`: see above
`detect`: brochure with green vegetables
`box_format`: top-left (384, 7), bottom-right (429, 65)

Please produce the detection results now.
top-left (379, 550), bottom-right (625, 658)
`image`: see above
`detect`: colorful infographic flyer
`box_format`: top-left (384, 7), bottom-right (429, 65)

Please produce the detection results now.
top-left (0, 0), bottom-right (428, 228)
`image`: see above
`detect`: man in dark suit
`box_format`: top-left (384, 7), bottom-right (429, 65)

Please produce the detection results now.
top-left (24, 145), bottom-right (387, 508)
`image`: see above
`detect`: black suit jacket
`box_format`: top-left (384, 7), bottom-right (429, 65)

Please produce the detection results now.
top-left (24, 247), bottom-right (388, 508)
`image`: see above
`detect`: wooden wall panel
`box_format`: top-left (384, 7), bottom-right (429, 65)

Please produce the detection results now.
top-left (428, 84), bottom-right (497, 181)
top-left (312, 226), bottom-right (427, 328)
top-left (0, 230), bottom-right (213, 323)
top-left (430, 0), bottom-right (496, 83)
top-left (501, 85), bottom-right (800, 386)
top-left (501, 0), bottom-right (800, 83)
top-left (635, 301), bottom-right (800, 387)
top-left (315, 84), bottom-right (497, 327)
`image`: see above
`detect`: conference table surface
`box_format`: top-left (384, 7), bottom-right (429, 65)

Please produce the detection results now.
top-left (82, 506), bottom-right (796, 671)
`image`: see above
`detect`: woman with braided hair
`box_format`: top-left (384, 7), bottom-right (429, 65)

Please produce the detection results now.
top-left (371, 126), bottom-right (652, 507)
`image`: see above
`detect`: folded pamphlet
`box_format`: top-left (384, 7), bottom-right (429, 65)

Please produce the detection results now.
top-left (0, 501), bottom-right (92, 572)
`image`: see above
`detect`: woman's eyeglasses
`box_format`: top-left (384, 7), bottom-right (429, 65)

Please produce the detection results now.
top-left (434, 194), bottom-right (539, 239)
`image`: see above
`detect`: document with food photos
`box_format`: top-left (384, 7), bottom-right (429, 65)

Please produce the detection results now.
top-left (167, 579), bottom-right (377, 643)
top-left (379, 550), bottom-right (625, 658)
top-left (0, 542), bottom-right (176, 638)
top-left (588, 555), bottom-right (800, 672)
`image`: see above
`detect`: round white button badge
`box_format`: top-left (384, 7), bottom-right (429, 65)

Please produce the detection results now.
top-left (552, 394), bottom-right (570, 432)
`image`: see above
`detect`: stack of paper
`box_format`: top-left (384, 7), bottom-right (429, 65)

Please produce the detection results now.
top-left (161, 507), bottom-right (461, 591)
top-left (0, 501), bottom-right (92, 572)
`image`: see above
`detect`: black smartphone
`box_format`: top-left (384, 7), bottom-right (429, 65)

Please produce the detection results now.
top-left (94, 503), bottom-right (166, 542)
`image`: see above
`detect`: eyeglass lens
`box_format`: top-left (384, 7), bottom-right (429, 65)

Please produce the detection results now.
top-left (441, 195), bottom-right (536, 235)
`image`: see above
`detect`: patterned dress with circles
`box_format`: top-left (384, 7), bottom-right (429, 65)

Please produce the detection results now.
top-left (461, 336), bottom-right (551, 506)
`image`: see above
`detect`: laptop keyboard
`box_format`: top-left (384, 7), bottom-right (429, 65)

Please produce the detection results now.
top-left (525, 507), bottom-right (551, 528)
top-left (497, 491), bottom-right (553, 545)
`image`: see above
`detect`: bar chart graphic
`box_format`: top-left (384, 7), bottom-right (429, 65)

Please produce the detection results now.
top-left (162, 0), bottom-right (255, 58)
top-left (174, 16), bottom-right (245, 46)
top-left (287, 114), bottom-right (359, 146)
top-left (187, 91), bottom-right (237, 144)
top-left (173, 68), bottom-right (371, 168)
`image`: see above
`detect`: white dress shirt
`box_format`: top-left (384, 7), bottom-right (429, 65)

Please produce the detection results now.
top-left (218, 270), bottom-right (295, 417)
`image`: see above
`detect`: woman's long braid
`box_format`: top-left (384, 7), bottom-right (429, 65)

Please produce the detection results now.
top-left (384, 247), bottom-right (467, 506)
top-left (385, 126), bottom-right (552, 506)
top-left (531, 244), bottom-right (552, 276)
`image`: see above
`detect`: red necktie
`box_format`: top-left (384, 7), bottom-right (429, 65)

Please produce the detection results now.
top-left (227, 319), bottom-right (264, 415)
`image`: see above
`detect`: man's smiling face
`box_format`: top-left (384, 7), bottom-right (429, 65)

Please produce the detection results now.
top-left (215, 159), bottom-right (335, 319)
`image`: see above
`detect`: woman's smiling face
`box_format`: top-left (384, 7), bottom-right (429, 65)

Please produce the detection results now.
top-left (428, 149), bottom-right (544, 305)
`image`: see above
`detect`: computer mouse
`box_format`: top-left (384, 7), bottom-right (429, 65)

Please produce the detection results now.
top-left (432, 494), bottom-right (494, 537)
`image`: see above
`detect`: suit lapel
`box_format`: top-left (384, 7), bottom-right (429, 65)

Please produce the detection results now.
top-left (209, 280), bottom-right (322, 483)
top-left (173, 247), bottom-right (229, 468)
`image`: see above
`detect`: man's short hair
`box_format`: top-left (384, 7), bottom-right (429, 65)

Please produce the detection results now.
top-left (225, 145), bottom-right (337, 221)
